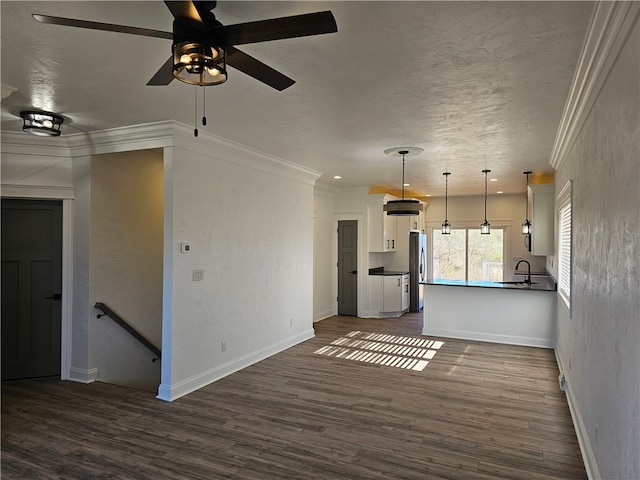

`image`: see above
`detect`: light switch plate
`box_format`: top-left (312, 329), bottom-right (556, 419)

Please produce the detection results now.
top-left (180, 243), bottom-right (191, 253)
top-left (192, 269), bottom-right (204, 281)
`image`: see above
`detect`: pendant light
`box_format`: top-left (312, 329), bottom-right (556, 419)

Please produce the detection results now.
top-left (480, 169), bottom-right (491, 234)
top-left (383, 147), bottom-right (424, 216)
top-left (521, 171), bottom-right (532, 234)
top-left (442, 172), bottom-right (451, 234)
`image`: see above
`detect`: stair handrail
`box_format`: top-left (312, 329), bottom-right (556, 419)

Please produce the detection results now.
top-left (94, 302), bottom-right (161, 362)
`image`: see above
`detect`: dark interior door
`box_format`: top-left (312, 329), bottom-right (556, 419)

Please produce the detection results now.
top-left (338, 220), bottom-right (357, 316)
top-left (2, 199), bottom-right (62, 380)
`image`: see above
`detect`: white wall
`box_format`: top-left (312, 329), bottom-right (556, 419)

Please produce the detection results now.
top-left (158, 129), bottom-right (319, 400)
top-left (90, 149), bottom-right (163, 391)
top-left (551, 4), bottom-right (639, 479)
top-left (314, 185), bottom-right (336, 321)
top-left (3, 121), bottom-right (320, 401)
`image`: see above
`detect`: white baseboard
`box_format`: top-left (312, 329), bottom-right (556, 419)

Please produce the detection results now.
top-left (555, 350), bottom-right (599, 480)
top-left (67, 367), bottom-right (100, 383)
top-left (157, 329), bottom-right (315, 402)
top-left (422, 327), bottom-right (554, 349)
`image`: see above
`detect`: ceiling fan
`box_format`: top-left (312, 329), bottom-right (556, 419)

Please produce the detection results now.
top-left (32, 1), bottom-right (338, 91)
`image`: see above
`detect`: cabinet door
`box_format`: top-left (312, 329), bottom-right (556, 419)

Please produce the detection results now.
top-left (401, 274), bottom-right (410, 311)
top-left (383, 276), bottom-right (402, 312)
top-left (368, 194), bottom-right (398, 252)
top-left (529, 184), bottom-right (554, 255)
top-left (384, 214), bottom-right (397, 251)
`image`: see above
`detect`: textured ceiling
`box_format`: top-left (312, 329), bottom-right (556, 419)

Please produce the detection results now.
top-left (1, 1), bottom-right (593, 196)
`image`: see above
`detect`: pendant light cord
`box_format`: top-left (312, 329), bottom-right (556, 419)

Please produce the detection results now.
top-left (445, 173), bottom-right (449, 219)
top-left (401, 153), bottom-right (406, 200)
top-left (525, 172), bottom-right (530, 220)
top-left (483, 169), bottom-right (489, 222)
top-left (194, 87), bottom-right (198, 137)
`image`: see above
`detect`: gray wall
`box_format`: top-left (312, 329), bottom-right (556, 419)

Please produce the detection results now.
top-left (554, 9), bottom-right (639, 479)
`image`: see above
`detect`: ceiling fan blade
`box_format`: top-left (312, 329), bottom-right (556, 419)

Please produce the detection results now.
top-left (147, 56), bottom-right (176, 86)
top-left (164, 1), bottom-right (203, 22)
top-left (226, 47), bottom-right (294, 91)
top-left (211, 11), bottom-right (337, 46)
top-left (32, 14), bottom-right (172, 40)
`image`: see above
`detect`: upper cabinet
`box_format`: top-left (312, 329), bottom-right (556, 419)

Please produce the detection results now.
top-left (528, 184), bottom-right (555, 256)
top-left (408, 201), bottom-right (427, 232)
top-left (368, 194), bottom-right (397, 252)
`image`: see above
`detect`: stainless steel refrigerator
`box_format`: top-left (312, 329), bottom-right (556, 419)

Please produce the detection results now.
top-left (409, 231), bottom-right (427, 312)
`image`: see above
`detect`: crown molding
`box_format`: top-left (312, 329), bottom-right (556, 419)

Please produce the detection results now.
top-left (1, 131), bottom-right (71, 157)
top-left (3, 120), bottom-right (322, 186)
top-left (1, 84), bottom-right (18, 100)
top-left (550, 1), bottom-right (640, 169)
top-left (171, 122), bottom-right (322, 186)
top-left (63, 120), bottom-right (175, 157)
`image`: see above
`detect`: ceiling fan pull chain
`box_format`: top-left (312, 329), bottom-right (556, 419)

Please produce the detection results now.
top-left (194, 87), bottom-right (199, 137)
top-left (202, 87), bottom-right (207, 126)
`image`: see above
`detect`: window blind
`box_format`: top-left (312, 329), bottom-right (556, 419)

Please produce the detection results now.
top-left (558, 202), bottom-right (571, 306)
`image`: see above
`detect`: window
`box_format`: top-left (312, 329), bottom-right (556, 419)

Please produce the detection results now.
top-left (557, 181), bottom-right (572, 309)
top-left (432, 227), bottom-right (505, 282)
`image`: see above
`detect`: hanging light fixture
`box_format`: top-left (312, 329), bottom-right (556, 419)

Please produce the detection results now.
top-left (480, 169), bottom-right (491, 234)
top-left (172, 42), bottom-right (227, 86)
top-left (442, 172), bottom-right (451, 234)
top-left (383, 147), bottom-right (424, 216)
top-left (19, 110), bottom-right (64, 137)
top-left (521, 171), bottom-right (532, 234)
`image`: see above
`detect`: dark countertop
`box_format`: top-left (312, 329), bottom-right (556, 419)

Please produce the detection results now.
top-left (368, 267), bottom-right (410, 276)
top-left (420, 277), bottom-right (557, 292)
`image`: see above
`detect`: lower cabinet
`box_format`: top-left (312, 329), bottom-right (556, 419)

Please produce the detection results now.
top-left (402, 274), bottom-right (409, 311)
top-left (383, 276), bottom-right (403, 312)
top-left (369, 274), bottom-right (410, 318)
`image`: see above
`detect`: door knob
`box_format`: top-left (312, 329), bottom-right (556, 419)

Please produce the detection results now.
top-left (45, 293), bottom-right (62, 300)
top-left (350, 270), bottom-right (357, 274)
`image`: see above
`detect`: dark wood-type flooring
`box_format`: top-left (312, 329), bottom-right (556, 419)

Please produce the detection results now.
top-left (2, 313), bottom-right (586, 479)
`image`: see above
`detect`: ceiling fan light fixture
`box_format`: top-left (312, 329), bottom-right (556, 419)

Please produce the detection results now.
top-left (172, 42), bottom-right (227, 86)
top-left (19, 110), bottom-right (63, 136)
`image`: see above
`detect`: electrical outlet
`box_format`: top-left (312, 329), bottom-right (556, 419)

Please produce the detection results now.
top-left (221, 341), bottom-right (226, 352)
top-left (558, 373), bottom-right (567, 392)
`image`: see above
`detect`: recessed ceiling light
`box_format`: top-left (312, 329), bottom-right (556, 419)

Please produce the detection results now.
top-left (425, 194), bottom-right (432, 197)
top-left (403, 183), bottom-right (410, 187)
top-left (497, 191), bottom-right (504, 194)
top-left (490, 178), bottom-right (498, 182)
top-left (333, 175), bottom-right (342, 179)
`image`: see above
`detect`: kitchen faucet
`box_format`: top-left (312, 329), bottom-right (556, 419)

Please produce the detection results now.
top-left (515, 259), bottom-right (532, 285)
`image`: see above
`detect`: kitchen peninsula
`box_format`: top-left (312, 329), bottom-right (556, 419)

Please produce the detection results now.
top-left (421, 278), bottom-right (557, 348)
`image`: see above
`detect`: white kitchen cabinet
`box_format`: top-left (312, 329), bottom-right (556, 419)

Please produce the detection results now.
top-left (528, 184), bottom-right (555, 256)
top-left (368, 194), bottom-right (397, 252)
top-left (408, 203), bottom-right (427, 233)
top-left (383, 276), bottom-right (402, 312)
top-left (369, 273), bottom-right (410, 317)
top-left (401, 274), bottom-right (410, 311)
